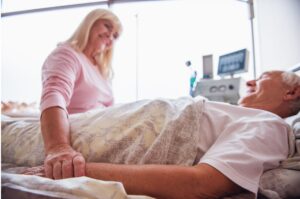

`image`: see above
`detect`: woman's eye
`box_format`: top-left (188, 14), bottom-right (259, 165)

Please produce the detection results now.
top-left (104, 23), bottom-right (113, 31)
top-left (98, 34), bottom-right (109, 39)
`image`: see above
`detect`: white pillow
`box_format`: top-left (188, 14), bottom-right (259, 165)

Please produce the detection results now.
top-left (285, 112), bottom-right (300, 138)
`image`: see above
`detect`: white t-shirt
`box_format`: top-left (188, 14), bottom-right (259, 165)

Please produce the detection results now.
top-left (198, 100), bottom-right (293, 196)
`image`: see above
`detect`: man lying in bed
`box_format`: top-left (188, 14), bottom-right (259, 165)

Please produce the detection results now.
top-left (25, 70), bottom-right (300, 199)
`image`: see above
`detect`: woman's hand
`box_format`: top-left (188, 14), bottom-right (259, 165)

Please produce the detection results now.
top-left (40, 107), bottom-right (85, 180)
top-left (44, 144), bottom-right (86, 179)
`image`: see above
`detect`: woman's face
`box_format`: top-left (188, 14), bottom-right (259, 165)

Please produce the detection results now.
top-left (87, 19), bottom-right (118, 55)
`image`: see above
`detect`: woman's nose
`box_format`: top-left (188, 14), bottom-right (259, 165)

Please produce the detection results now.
top-left (106, 35), bottom-right (114, 47)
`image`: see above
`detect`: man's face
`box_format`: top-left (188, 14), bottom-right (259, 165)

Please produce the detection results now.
top-left (238, 71), bottom-right (287, 110)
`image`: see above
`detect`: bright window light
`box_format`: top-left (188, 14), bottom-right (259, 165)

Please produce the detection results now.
top-left (2, 0), bottom-right (107, 13)
top-left (2, 0), bottom-right (253, 104)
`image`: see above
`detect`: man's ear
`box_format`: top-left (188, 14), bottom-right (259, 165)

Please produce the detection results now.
top-left (283, 86), bottom-right (300, 101)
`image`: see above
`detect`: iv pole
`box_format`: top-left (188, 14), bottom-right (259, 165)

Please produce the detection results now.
top-left (238, 0), bottom-right (257, 79)
top-left (249, 0), bottom-right (257, 79)
top-left (135, 13), bottom-right (140, 100)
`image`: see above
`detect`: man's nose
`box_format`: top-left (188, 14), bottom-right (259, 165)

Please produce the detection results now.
top-left (246, 79), bottom-right (256, 87)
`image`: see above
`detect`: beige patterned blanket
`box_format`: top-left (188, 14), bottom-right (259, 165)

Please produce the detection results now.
top-left (2, 96), bottom-right (205, 167)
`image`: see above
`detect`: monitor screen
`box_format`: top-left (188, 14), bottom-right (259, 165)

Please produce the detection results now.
top-left (217, 49), bottom-right (249, 77)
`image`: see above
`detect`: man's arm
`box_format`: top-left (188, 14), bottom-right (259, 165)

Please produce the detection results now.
top-left (86, 163), bottom-right (243, 199)
top-left (41, 107), bottom-right (85, 179)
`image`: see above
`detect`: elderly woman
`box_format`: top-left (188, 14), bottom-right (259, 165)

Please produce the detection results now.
top-left (40, 9), bottom-right (122, 179)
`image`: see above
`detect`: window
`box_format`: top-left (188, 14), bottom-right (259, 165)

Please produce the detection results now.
top-left (1, 0), bottom-right (253, 104)
top-left (112, 0), bottom-right (253, 101)
top-left (2, 0), bottom-right (107, 13)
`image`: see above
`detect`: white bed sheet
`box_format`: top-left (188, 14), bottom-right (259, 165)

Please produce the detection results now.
top-left (2, 169), bottom-right (153, 199)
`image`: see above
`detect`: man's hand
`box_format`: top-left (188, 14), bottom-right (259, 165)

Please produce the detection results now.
top-left (44, 144), bottom-right (85, 179)
top-left (23, 165), bottom-right (46, 177)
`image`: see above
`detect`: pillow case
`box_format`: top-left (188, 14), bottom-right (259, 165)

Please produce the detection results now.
top-left (258, 112), bottom-right (300, 199)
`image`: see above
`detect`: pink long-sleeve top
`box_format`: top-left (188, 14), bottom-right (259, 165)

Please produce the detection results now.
top-left (40, 43), bottom-right (114, 114)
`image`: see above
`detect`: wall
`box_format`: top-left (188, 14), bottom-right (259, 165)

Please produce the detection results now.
top-left (255, 0), bottom-right (300, 73)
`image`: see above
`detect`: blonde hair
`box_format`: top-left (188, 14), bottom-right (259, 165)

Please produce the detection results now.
top-left (282, 71), bottom-right (300, 115)
top-left (66, 9), bottom-right (122, 79)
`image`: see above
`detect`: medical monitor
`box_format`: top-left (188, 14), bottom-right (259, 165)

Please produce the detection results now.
top-left (217, 49), bottom-right (249, 77)
top-left (202, 54), bottom-right (213, 79)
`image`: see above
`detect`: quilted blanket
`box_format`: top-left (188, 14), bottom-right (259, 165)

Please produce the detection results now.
top-left (2, 97), bottom-right (205, 167)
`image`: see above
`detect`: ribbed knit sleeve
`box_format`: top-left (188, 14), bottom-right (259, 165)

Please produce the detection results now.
top-left (40, 44), bottom-right (80, 113)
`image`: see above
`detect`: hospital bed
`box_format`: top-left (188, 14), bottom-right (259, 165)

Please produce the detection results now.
top-left (2, 72), bottom-right (300, 199)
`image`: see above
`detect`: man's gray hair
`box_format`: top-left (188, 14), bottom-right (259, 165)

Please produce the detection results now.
top-left (282, 71), bottom-right (300, 86)
top-left (282, 71), bottom-right (300, 115)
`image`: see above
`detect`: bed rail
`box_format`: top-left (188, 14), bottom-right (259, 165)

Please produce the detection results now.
top-left (288, 62), bottom-right (300, 72)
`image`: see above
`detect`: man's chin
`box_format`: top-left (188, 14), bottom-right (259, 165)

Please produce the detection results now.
top-left (238, 93), bottom-right (256, 105)
top-left (237, 97), bottom-right (247, 106)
